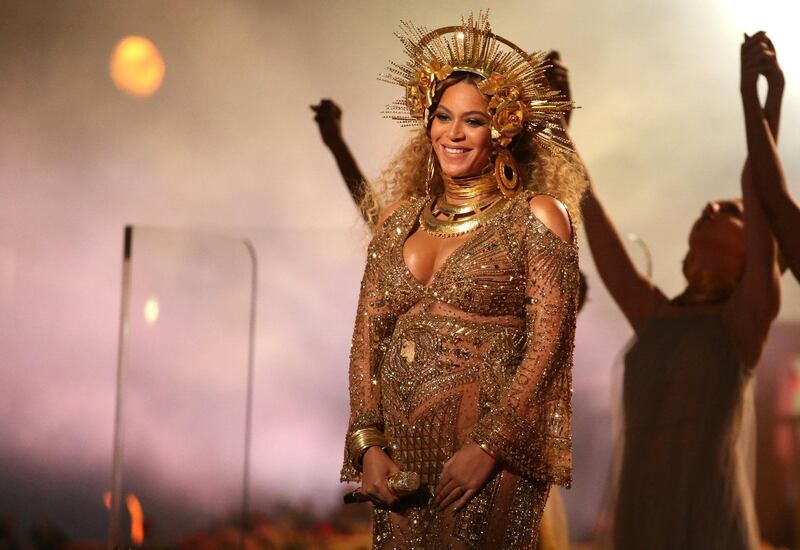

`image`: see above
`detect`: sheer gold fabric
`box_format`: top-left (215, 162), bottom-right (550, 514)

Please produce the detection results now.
top-left (342, 191), bottom-right (579, 549)
top-left (613, 312), bottom-right (760, 550)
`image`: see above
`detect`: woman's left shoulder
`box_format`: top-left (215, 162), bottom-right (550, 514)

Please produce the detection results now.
top-left (514, 192), bottom-right (573, 244)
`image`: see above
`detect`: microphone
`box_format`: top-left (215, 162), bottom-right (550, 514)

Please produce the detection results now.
top-left (344, 471), bottom-right (426, 504)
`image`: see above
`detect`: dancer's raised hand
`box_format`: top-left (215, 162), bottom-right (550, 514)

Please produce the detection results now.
top-left (310, 98), bottom-right (344, 149)
top-left (740, 32), bottom-right (782, 94)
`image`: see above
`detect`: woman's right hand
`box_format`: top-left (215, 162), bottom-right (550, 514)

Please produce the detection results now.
top-left (358, 446), bottom-right (401, 508)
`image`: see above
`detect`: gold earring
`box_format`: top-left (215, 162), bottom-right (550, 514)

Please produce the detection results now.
top-left (425, 146), bottom-right (435, 196)
top-left (494, 148), bottom-right (521, 197)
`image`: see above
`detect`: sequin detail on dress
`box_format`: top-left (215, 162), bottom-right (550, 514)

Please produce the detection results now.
top-left (342, 192), bottom-right (579, 549)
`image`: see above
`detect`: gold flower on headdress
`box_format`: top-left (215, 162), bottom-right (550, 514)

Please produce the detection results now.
top-left (415, 70), bottom-right (435, 108)
top-left (424, 59), bottom-right (453, 82)
top-left (488, 85), bottom-right (521, 111)
top-left (405, 84), bottom-right (426, 119)
top-left (419, 60), bottom-right (453, 105)
top-left (406, 59), bottom-right (453, 120)
top-left (480, 72), bottom-right (525, 144)
top-left (491, 100), bottom-right (526, 147)
top-left (477, 72), bottom-right (509, 96)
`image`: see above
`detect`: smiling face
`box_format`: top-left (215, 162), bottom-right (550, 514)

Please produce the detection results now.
top-left (429, 80), bottom-right (493, 178)
top-left (684, 199), bottom-right (746, 282)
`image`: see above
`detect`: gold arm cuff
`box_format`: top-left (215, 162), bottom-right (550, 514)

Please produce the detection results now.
top-left (348, 427), bottom-right (390, 471)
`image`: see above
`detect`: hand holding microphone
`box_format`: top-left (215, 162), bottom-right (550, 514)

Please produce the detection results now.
top-left (344, 471), bottom-right (424, 505)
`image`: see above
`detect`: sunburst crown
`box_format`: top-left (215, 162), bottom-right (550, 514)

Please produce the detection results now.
top-left (380, 11), bottom-right (574, 152)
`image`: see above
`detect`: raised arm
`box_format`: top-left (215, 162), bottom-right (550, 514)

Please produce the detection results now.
top-left (761, 36), bottom-right (783, 141)
top-left (311, 99), bottom-right (368, 208)
top-left (581, 173), bottom-right (668, 331)
top-left (547, 54), bottom-right (667, 331)
top-left (727, 33), bottom-right (782, 367)
top-left (742, 34), bottom-right (800, 282)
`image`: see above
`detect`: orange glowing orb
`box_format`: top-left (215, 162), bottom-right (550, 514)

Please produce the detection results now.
top-left (110, 36), bottom-right (165, 97)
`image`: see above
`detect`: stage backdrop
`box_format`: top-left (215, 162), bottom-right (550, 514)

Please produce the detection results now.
top-left (1, 0), bottom-right (799, 543)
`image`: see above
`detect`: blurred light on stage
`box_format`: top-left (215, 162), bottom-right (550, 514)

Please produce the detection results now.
top-left (110, 36), bottom-right (165, 98)
top-left (144, 297), bottom-right (160, 325)
top-left (126, 494), bottom-right (145, 546)
top-left (103, 492), bottom-right (145, 546)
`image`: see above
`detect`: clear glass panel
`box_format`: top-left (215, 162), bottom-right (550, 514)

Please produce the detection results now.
top-left (109, 226), bottom-right (256, 547)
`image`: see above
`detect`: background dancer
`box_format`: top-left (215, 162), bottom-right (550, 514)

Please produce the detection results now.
top-left (576, 34), bottom-right (782, 549)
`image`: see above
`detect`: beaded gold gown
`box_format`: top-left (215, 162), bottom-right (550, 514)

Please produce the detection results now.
top-left (341, 192), bottom-right (579, 549)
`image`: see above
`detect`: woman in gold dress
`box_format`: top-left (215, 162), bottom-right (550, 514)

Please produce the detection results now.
top-left (340, 14), bottom-right (586, 549)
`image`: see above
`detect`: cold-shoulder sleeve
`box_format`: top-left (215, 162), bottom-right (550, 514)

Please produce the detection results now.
top-left (340, 229), bottom-right (401, 482)
top-left (469, 210), bottom-right (579, 486)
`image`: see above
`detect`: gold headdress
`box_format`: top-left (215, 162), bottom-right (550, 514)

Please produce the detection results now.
top-left (380, 11), bottom-right (574, 155)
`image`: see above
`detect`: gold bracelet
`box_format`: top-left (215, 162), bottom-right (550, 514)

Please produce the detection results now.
top-left (476, 440), bottom-right (498, 460)
top-left (349, 427), bottom-right (390, 471)
top-left (352, 436), bottom-right (389, 470)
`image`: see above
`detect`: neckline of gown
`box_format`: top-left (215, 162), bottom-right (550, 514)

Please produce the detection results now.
top-left (398, 196), bottom-right (512, 291)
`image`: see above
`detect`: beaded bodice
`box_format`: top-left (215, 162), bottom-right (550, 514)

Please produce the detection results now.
top-left (368, 196), bottom-right (529, 317)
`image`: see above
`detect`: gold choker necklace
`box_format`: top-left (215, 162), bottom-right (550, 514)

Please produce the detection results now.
top-left (420, 194), bottom-right (506, 238)
top-left (441, 171), bottom-right (498, 201)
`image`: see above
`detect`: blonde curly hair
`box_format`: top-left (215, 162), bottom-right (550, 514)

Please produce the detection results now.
top-left (360, 74), bottom-right (587, 229)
